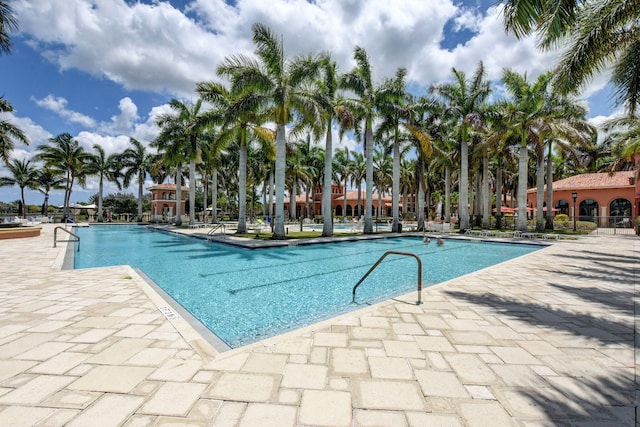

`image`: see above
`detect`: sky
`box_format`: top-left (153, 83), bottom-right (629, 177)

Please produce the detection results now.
top-left (0, 0), bottom-right (620, 208)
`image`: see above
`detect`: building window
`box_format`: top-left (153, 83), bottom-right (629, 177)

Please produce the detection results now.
top-left (554, 200), bottom-right (569, 215)
top-left (579, 199), bottom-right (598, 222)
top-left (610, 198), bottom-right (631, 217)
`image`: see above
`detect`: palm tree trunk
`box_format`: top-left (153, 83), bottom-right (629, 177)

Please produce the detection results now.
top-left (444, 167), bottom-right (451, 222)
top-left (268, 171), bottom-right (274, 219)
top-left (137, 173), bottom-right (144, 222)
top-left (322, 124), bottom-right (333, 237)
top-left (290, 181), bottom-right (297, 220)
top-left (202, 173), bottom-right (208, 223)
top-left (535, 148), bottom-right (545, 232)
top-left (343, 177), bottom-right (348, 219)
top-left (97, 178), bottom-right (104, 222)
top-left (482, 156), bottom-right (489, 226)
top-left (175, 171), bottom-right (183, 226)
top-left (364, 121), bottom-right (374, 234)
top-left (212, 169), bottom-right (218, 223)
top-left (545, 142), bottom-right (554, 230)
top-left (189, 159), bottom-right (196, 226)
top-left (273, 124), bottom-right (286, 239)
top-left (517, 142), bottom-right (528, 231)
top-left (391, 139), bottom-right (400, 232)
top-left (495, 161), bottom-right (503, 229)
top-left (459, 140), bottom-right (469, 231)
top-left (237, 144), bottom-right (247, 234)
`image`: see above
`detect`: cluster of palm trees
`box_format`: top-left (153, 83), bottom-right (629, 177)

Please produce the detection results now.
top-left (2, 0), bottom-right (640, 237)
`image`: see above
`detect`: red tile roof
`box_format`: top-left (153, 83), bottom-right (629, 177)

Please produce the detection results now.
top-left (529, 171), bottom-right (635, 192)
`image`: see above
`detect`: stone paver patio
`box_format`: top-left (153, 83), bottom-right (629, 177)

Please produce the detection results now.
top-left (0, 224), bottom-right (637, 426)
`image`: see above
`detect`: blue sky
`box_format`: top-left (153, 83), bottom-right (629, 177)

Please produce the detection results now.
top-left (1, 0), bottom-right (618, 207)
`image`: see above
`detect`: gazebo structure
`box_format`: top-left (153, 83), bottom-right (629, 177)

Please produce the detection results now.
top-left (148, 183), bottom-right (188, 222)
top-left (526, 170), bottom-right (638, 227)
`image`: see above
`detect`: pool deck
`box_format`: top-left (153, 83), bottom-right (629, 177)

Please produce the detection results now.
top-left (0, 224), bottom-right (637, 426)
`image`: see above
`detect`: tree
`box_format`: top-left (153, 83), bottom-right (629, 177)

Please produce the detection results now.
top-left (196, 81), bottom-right (274, 233)
top-left (0, 98), bottom-right (29, 163)
top-left (34, 167), bottom-right (64, 216)
top-left (155, 99), bottom-right (212, 226)
top-left (87, 144), bottom-right (122, 222)
top-left (0, 1), bottom-right (18, 55)
top-left (430, 62), bottom-right (491, 231)
top-left (36, 133), bottom-right (90, 221)
top-left (313, 57), bottom-right (354, 236)
top-left (501, 0), bottom-right (640, 115)
top-left (341, 46), bottom-right (388, 234)
top-left (120, 138), bottom-right (151, 222)
top-left (217, 23), bottom-right (322, 239)
top-left (0, 158), bottom-right (37, 217)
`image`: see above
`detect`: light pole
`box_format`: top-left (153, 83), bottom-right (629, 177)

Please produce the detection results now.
top-left (572, 191), bottom-right (577, 232)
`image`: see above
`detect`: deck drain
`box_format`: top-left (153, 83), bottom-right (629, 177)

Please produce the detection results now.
top-left (158, 306), bottom-right (178, 320)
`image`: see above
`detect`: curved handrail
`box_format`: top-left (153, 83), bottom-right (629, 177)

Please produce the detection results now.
top-left (53, 226), bottom-right (80, 251)
top-left (352, 250), bottom-right (422, 305)
top-left (207, 223), bottom-right (226, 239)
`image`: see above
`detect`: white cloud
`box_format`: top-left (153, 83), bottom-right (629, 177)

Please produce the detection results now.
top-left (32, 94), bottom-right (96, 128)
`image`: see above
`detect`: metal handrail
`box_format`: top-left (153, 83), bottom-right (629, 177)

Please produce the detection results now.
top-left (54, 226), bottom-right (80, 251)
top-left (352, 250), bottom-right (423, 305)
top-left (207, 223), bottom-right (225, 238)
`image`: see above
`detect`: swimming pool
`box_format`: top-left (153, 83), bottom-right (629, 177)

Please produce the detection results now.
top-left (73, 225), bottom-right (540, 348)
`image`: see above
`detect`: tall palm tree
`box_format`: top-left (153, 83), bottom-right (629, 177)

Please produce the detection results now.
top-left (218, 23), bottom-right (321, 240)
top-left (341, 46), bottom-right (393, 233)
top-left (373, 148), bottom-right (392, 218)
top-left (0, 158), bottom-right (37, 217)
top-left (0, 98), bottom-right (29, 163)
top-left (87, 144), bottom-right (122, 222)
top-left (315, 57), bottom-right (354, 236)
top-left (36, 133), bottom-right (90, 221)
top-left (498, 69), bottom-right (594, 231)
top-left (502, 0), bottom-right (640, 115)
top-left (431, 62), bottom-right (491, 231)
top-left (119, 138), bottom-right (150, 222)
top-left (155, 99), bottom-right (211, 226)
top-left (375, 68), bottom-right (411, 232)
top-left (196, 81), bottom-right (274, 233)
top-left (0, 1), bottom-right (18, 56)
top-left (217, 23), bottom-right (323, 239)
top-left (34, 167), bottom-right (64, 216)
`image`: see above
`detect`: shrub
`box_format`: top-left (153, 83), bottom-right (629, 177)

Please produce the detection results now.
top-left (555, 214), bottom-right (569, 222)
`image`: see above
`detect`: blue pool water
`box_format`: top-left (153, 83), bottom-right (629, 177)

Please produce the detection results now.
top-left (74, 225), bottom-right (540, 348)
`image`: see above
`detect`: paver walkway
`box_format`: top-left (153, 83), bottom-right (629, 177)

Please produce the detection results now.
top-left (0, 224), bottom-right (637, 426)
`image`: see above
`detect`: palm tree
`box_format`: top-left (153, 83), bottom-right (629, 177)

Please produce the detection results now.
top-left (603, 114), bottom-right (640, 173)
top-left (36, 133), bottom-right (90, 221)
top-left (373, 148), bottom-right (392, 218)
top-left (217, 23), bottom-right (323, 239)
top-left (87, 144), bottom-right (122, 222)
top-left (0, 158), bottom-right (37, 217)
top-left (196, 81), bottom-right (274, 233)
top-left (119, 138), bottom-right (150, 222)
top-left (375, 68), bottom-right (411, 232)
top-left (0, 1), bottom-right (18, 55)
top-left (315, 57), bottom-right (354, 236)
top-left (431, 62), bottom-right (491, 232)
top-left (341, 46), bottom-right (391, 234)
top-left (34, 167), bottom-right (64, 216)
top-left (498, 69), bottom-right (594, 231)
top-left (0, 98), bottom-right (29, 163)
top-left (155, 99), bottom-right (211, 226)
top-left (502, 0), bottom-right (640, 115)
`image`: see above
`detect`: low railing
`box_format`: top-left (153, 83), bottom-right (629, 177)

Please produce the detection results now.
top-left (53, 226), bottom-right (80, 251)
top-left (207, 223), bottom-right (226, 239)
top-left (352, 251), bottom-right (423, 305)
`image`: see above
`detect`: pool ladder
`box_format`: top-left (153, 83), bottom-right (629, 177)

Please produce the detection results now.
top-left (53, 226), bottom-right (80, 251)
top-left (207, 223), bottom-right (226, 240)
top-left (352, 251), bottom-right (423, 305)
